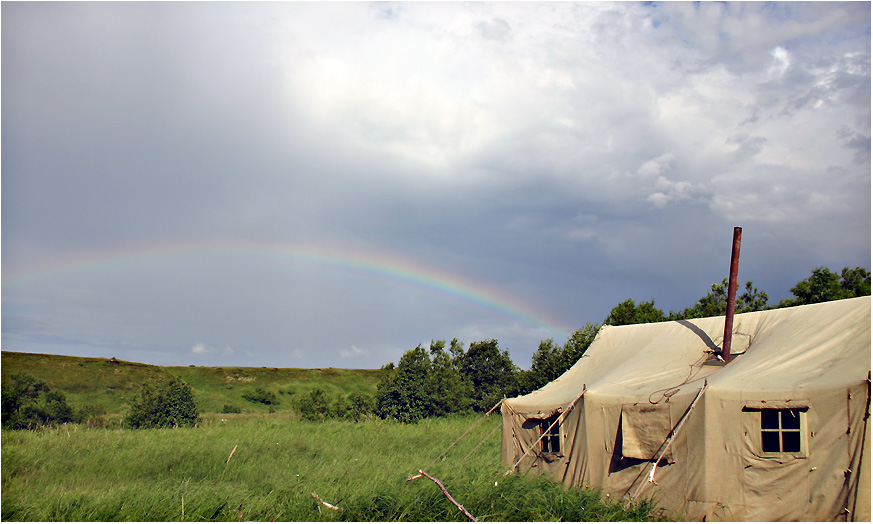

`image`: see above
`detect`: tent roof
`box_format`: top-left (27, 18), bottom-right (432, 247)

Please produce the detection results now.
top-left (506, 296), bottom-right (871, 413)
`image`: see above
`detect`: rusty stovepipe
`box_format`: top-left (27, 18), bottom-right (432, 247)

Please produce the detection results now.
top-left (721, 227), bottom-right (742, 363)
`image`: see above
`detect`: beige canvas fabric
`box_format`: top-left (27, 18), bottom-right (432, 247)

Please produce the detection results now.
top-left (502, 296), bottom-right (871, 521)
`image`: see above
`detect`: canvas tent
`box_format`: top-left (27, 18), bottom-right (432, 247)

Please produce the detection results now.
top-left (501, 296), bottom-right (871, 521)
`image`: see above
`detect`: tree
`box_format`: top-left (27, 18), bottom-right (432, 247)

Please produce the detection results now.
top-left (840, 267), bottom-right (871, 298)
top-left (671, 279), bottom-right (768, 319)
top-left (562, 323), bottom-right (600, 370)
top-left (522, 338), bottom-right (563, 393)
top-left (1, 373), bottom-right (76, 429)
top-left (604, 299), bottom-right (666, 326)
top-left (427, 343), bottom-right (473, 417)
top-left (518, 323), bottom-right (600, 395)
top-left (123, 376), bottom-right (199, 429)
top-left (456, 339), bottom-right (519, 411)
top-left (374, 338), bottom-right (517, 421)
top-left (374, 345), bottom-right (434, 423)
top-left (777, 266), bottom-right (871, 307)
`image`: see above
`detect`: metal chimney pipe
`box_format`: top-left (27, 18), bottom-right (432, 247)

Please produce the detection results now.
top-left (721, 227), bottom-right (742, 363)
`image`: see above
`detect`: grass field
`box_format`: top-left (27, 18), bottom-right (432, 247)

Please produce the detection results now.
top-left (1, 351), bottom-right (385, 415)
top-left (1, 414), bottom-right (663, 522)
top-left (1, 351), bottom-right (665, 521)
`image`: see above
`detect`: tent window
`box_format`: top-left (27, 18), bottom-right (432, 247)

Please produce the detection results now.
top-left (540, 414), bottom-right (560, 453)
top-left (620, 403), bottom-right (672, 461)
top-left (761, 409), bottom-right (802, 453)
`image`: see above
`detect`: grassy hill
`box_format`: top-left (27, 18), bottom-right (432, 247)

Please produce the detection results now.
top-left (1, 351), bottom-right (385, 415)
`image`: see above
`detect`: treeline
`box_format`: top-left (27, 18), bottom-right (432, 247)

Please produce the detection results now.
top-left (370, 266), bottom-right (871, 423)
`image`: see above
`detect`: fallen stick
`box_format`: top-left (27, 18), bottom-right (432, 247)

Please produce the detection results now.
top-left (311, 492), bottom-right (342, 512)
top-left (414, 469), bottom-right (477, 522)
top-left (226, 445), bottom-right (238, 464)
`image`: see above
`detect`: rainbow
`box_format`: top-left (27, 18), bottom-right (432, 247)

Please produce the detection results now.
top-left (3, 239), bottom-right (574, 340)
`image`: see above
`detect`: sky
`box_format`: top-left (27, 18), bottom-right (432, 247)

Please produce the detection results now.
top-left (2, 1), bottom-right (870, 370)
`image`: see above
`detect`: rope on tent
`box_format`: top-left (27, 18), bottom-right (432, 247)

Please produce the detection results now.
top-left (461, 419), bottom-right (502, 462)
top-left (414, 398), bottom-right (505, 476)
top-left (629, 381), bottom-right (708, 503)
top-left (504, 386), bottom-right (587, 476)
top-left (648, 352), bottom-right (710, 404)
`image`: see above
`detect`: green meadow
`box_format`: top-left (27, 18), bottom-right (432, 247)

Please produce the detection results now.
top-left (1, 351), bottom-right (385, 415)
top-left (1, 352), bottom-right (664, 521)
top-left (2, 415), bottom-right (664, 522)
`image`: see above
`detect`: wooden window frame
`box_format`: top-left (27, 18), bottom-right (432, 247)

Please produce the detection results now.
top-left (742, 403), bottom-right (809, 459)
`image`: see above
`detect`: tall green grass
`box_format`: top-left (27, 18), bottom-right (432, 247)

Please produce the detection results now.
top-left (2, 414), bottom-right (663, 521)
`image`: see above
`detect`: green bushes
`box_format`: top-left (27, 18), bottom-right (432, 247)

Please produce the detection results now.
top-left (297, 388), bottom-right (375, 421)
top-left (1, 373), bottom-right (78, 429)
top-left (242, 388), bottom-right (279, 405)
top-left (123, 376), bottom-right (200, 429)
top-left (375, 339), bottom-right (519, 423)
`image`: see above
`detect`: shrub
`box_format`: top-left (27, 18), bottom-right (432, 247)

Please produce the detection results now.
top-left (346, 392), bottom-right (375, 421)
top-left (220, 404), bottom-right (241, 414)
top-left (75, 404), bottom-right (107, 427)
top-left (241, 388), bottom-right (279, 405)
top-left (123, 376), bottom-right (199, 429)
top-left (298, 388), bottom-right (331, 421)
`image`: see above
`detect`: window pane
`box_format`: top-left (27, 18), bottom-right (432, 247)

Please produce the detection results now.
top-left (781, 409), bottom-right (801, 430)
top-left (550, 435), bottom-right (560, 453)
top-left (761, 410), bottom-right (780, 429)
top-left (782, 431), bottom-right (801, 452)
top-left (541, 415), bottom-right (560, 453)
top-left (762, 431), bottom-right (781, 452)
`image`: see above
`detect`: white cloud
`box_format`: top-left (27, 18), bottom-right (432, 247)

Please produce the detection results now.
top-left (191, 343), bottom-right (212, 355)
top-left (637, 153), bottom-right (677, 178)
top-left (338, 345), bottom-right (368, 359)
top-left (647, 176), bottom-right (705, 209)
top-left (769, 46), bottom-right (791, 76)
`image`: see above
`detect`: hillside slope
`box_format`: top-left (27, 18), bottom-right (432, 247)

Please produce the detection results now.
top-left (1, 351), bottom-right (384, 415)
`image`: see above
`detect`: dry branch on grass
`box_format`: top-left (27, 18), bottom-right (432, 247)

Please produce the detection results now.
top-left (311, 492), bottom-right (342, 512)
top-left (409, 469), bottom-right (478, 522)
top-left (226, 445), bottom-right (238, 464)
